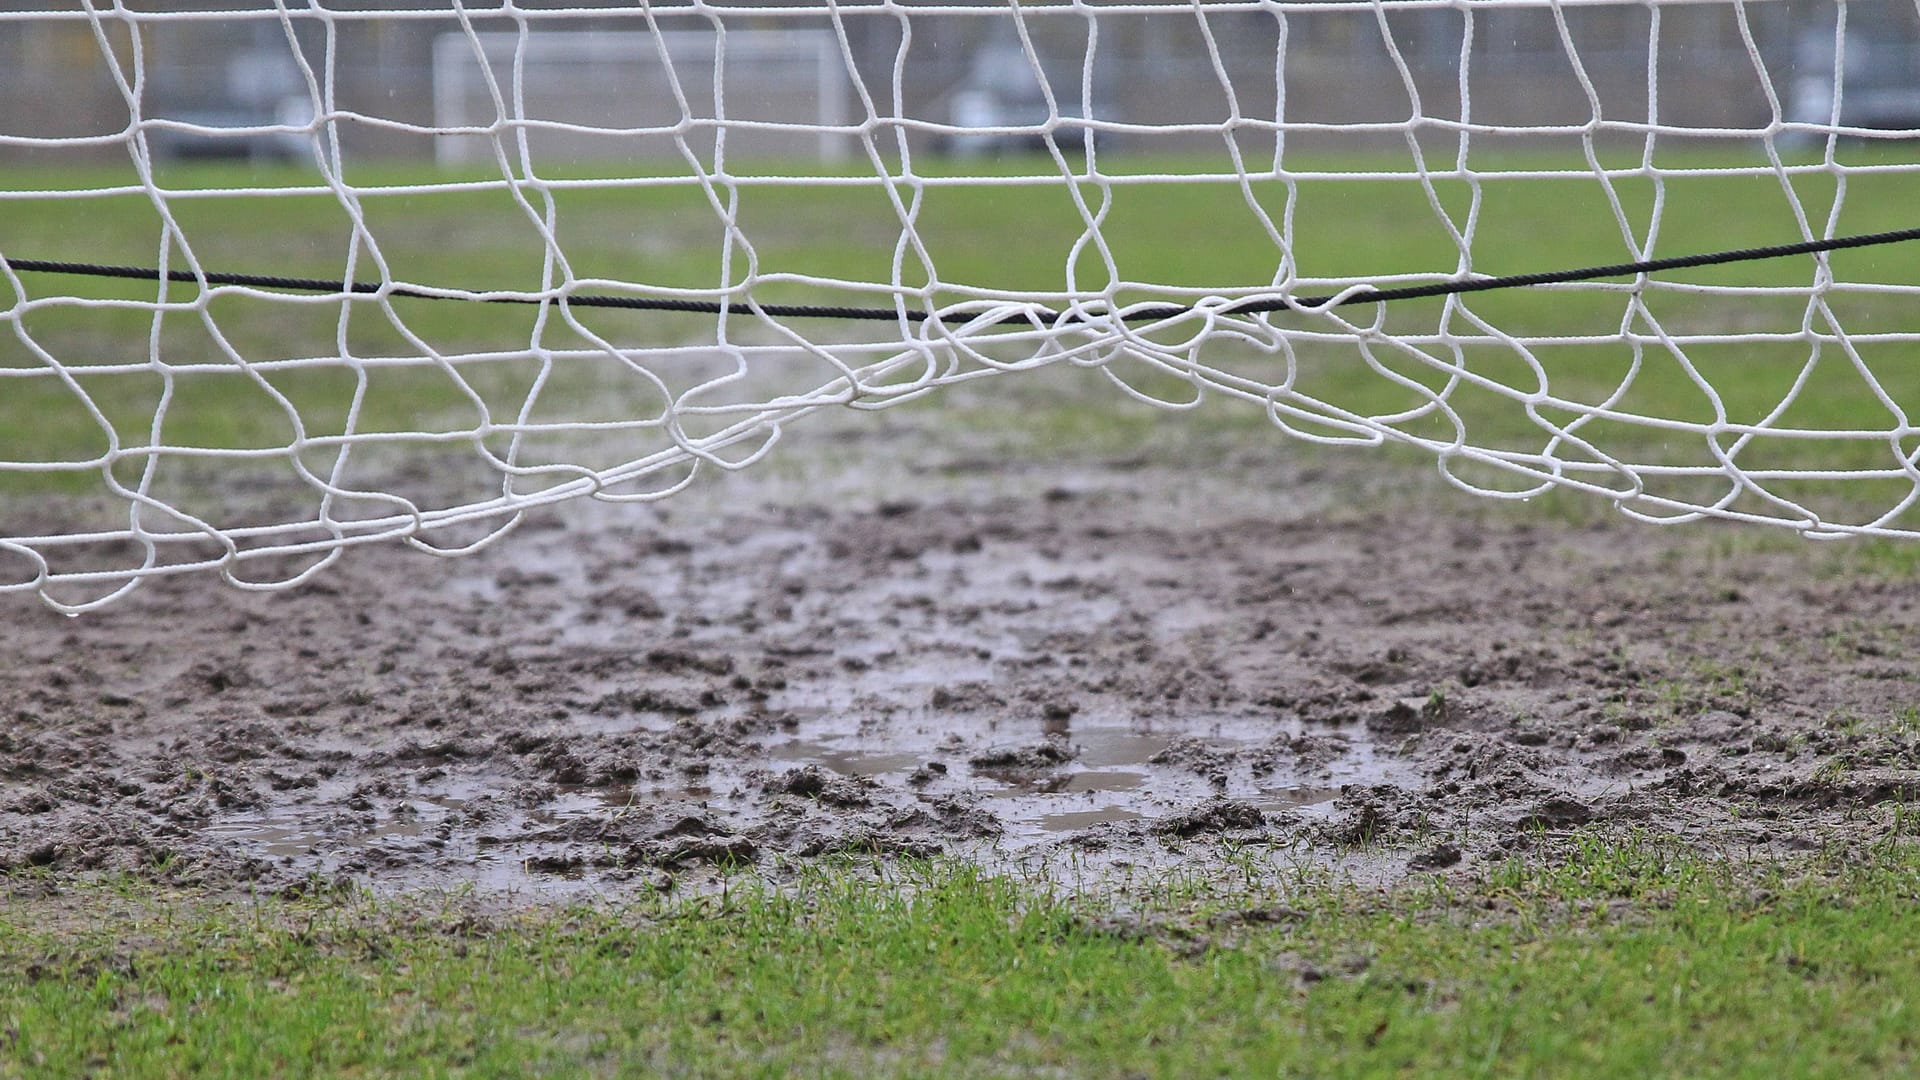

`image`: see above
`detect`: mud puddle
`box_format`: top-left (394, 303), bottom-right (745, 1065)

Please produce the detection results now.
top-left (184, 711), bottom-right (1400, 896)
top-left (762, 720), bottom-right (1359, 828)
top-left (8, 422), bottom-right (1920, 899)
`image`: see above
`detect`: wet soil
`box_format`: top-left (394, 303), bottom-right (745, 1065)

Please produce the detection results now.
top-left (6, 401), bottom-right (1920, 899)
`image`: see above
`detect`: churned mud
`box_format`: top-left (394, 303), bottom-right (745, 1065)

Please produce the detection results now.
top-left (6, 394), bottom-right (1920, 899)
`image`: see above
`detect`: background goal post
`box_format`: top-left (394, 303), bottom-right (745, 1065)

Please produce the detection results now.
top-left (430, 29), bottom-right (857, 169)
top-left (4, 0), bottom-right (1920, 612)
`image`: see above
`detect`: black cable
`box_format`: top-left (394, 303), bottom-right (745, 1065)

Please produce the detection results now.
top-left (8, 224), bottom-right (1919, 326)
top-left (0, 258), bottom-right (913, 323)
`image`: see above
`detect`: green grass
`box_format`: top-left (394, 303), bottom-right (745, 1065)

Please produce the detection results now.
top-left (5, 834), bottom-right (1920, 1077)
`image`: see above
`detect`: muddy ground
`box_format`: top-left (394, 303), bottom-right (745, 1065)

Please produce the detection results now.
top-left (6, 387), bottom-right (1920, 900)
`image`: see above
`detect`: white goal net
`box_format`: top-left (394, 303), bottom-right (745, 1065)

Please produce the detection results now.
top-left (4, 0), bottom-right (1920, 611)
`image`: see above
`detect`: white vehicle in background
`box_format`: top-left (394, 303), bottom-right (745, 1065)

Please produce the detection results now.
top-left (147, 95), bottom-right (316, 163)
top-left (148, 47), bottom-right (317, 164)
top-left (939, 41), bottom-right (1116, 157)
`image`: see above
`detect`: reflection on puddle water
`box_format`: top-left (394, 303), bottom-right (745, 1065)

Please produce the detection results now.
top-left (203, 818), bottom-right (324, 864)
top-left (1261, 784), bottom-right (1343, 808)
top-left (1040, 807), bottom-right (1144, 831)
top-left (204, 793), bottom-right (477, 865)
top-left (764, 724), bottom-right (1359, 834)
top-left (766, 740), bottom-right (925, 777)
top-left (200, 717), bottom-right (1392, 893)
top-left (766, 726), bottom-right (1178, 833)
top-left (995, 769), bottom-right (1148, 795)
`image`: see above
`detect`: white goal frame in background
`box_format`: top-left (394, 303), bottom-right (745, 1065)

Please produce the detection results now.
top-left (430, 30), bottom-right (856, 168)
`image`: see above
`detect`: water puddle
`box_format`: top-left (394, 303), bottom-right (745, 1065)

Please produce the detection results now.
top-left (1039, 807), bottom-right (1144, 831)
top-left (1258, 784), bottom-right (1342, 809)
top-left (197, 707), bottom-right (1405, 895)
top-left (205, 793), bottom-right (478, 869)
top-left (766, 740), bottom-right (929, 778)
top-left (754, 720), bottom-right (1381, 841)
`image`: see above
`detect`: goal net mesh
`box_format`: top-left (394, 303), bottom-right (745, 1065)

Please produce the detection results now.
top-left (4, 0), bottom-right (1919, 610)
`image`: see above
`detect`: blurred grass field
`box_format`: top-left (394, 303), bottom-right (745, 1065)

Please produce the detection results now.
top-left (5, 148), bottom-right (1920, 529)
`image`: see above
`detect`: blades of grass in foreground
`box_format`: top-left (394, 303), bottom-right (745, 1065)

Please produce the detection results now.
top-left (3, 835), bottom-right (1919, 1077)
